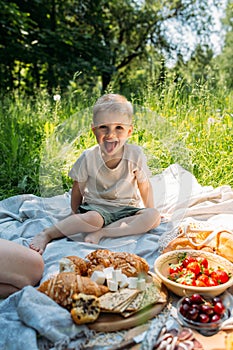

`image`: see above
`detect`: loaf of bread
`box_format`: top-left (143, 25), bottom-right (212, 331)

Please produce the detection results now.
top-left (86, 249), bottom-right (149, 277)
top-left (38, 272), bottom-right (109, 309)
top-left (214, 230), bottom-right (233, 262)
top-left (163, 225), bottom-right (233, 263)
top-left (70, 293), bottom-right (100, 325)
top-left (163, 236), bottom-right (215, 253)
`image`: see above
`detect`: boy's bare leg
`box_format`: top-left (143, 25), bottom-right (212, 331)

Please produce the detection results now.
top-left (30, 211), bottom-right (104, 254)
top-left (85, 208), bottom-right (161, 244)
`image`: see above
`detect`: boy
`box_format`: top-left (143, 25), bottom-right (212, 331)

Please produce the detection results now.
top-left (30, 94), bottom-right (161, 254)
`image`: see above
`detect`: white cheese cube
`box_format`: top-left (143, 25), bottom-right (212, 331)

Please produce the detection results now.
top-left (137, 278), bottom-right (146, 291)
top-left (103, 267), bottom-right (114, 279)
top-left (107, 279), bottom-right (118, 292)
top-left (90, 271), bottom-right (106, 285)
top-left (128, 277), bottom-right (138, 289)
top-left (112, 269), bottom-right (122, 282)
top-left (119, 273), bottom-right (129, 288)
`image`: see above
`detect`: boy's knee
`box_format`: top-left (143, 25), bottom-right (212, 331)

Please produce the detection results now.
top-left (147, 208), bottom-right (161, 228)
top-left (82, 211), bottom-right (104, 229)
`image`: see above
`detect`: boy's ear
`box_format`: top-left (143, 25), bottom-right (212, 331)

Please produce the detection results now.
top-left (128, 125), bottom-right (133, 136)
top-left (91, 123), bottom-right (96, 133)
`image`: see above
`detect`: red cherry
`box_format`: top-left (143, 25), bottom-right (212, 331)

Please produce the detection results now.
top-left (212, 296), bottom-right (222, 305)
top-left (187, 308), bottom-right (199, 321)
top-left (211, 314), bottom-right (221, 323)
top-left (214, 302), bottom-right (225, 315)
top-left (180, 303), bottom-right (190, 317)
top-left (199, 313), bottom-right (210, 323)
top-left (182, 297), bottom-right (191, 305)
top-left (190, 293), bottom-right (203, 304)
top-left (201, 304), bottom-right (214, 316)
top-left (191, 303), bottom-right (201, 311)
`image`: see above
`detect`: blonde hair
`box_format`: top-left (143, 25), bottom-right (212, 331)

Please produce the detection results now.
top-left (93, 94), bottom-right (133, 123)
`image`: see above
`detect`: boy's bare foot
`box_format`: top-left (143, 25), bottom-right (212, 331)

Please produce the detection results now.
top-left (29, 231), bottom-right (50, 255)
top-left (84, 231), bottom-right (102, 244)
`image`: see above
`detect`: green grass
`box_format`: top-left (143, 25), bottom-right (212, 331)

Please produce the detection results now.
top-left (0, 80), bottom-right (232, 200)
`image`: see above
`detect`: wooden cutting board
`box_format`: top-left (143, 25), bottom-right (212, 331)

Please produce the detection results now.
top-left (88, 283), bottom-right (168, 332)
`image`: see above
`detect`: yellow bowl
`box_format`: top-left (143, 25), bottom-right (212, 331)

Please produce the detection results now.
top-left (154, 250), bottom-right (233, 297)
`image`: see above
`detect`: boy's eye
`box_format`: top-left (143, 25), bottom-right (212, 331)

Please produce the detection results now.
top-left (99, 125), bottom-right (107, 129)
top-left (116, 125), bottom-right (124, 130)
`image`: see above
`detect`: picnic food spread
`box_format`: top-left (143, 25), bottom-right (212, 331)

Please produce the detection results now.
top-left (37, 245), bottom-right (233, 348)
top-left (38, 249), bottom-right (167, 327)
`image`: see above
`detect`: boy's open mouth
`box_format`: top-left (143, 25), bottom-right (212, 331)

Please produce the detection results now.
top-left (104, 140), bottom-right (118, 153)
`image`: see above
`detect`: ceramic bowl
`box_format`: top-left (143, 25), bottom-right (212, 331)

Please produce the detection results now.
top-left (176, 295), bottom-right (230, 336)
top-left (153, 250), bottom-right (233, 297)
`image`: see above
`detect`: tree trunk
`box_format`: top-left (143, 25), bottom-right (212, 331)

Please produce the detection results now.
top-left (101, 71), bottom-right (112, 93)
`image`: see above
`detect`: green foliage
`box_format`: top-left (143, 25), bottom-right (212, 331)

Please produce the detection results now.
top-left (0, 0), bottom-right (226, 94)
top-left (214, 1), bottom-right (233, 89)
top-left (0, 79), bottom-right (232, 200)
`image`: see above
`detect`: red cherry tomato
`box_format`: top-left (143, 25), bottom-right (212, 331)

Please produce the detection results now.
top-left (198, 257), bottom-right (208, 268)
top-left (206, 277), bottom-right (218, 287)
top-left (169, 263), bottom-right (182, 274)
top-left (186, 261), bottom-right (201, 275)
top-left (210, 270), bottom-right (229, 284)
top-left (196, 274), bottom-right (209, 286)
top-left (196, 280), bottom-right (207, 287)
top-left (167, 254), bottom-right (231, 287)
top-left (182, 256), bottom-right (196, 268)
top-left (168, 272), bottom-right (180, 281)
top-left (202, 267), bottom-right (210, 276)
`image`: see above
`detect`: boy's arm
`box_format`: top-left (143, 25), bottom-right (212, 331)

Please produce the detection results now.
top-left (137, 180), bottom-right (154, 208)
top-left (70, 180), bottom-right (84, 213)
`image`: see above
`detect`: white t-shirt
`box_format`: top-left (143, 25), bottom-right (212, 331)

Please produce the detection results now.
top-left (69, 143), bottom-right (151, 208)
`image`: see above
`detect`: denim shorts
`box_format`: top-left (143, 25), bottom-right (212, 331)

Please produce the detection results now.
top-left (78, 203), bottom-right (143, 226)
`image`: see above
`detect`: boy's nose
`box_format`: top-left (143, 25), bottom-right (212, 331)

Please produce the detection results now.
top-left (106, 127), bottom-right (116, 137)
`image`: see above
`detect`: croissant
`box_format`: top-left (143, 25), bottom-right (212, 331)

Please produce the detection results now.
top-left (38, 272), bottom-right (109, 309)
top-left (86, 249), bottom-right (149, 277)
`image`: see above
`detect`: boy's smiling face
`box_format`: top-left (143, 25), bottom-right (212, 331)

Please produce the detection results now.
top-left (92, 111), bottom-right (133, 157)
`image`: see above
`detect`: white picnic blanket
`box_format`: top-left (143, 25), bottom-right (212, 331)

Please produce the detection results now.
top-left (0, 164), bottom-right (233, 350)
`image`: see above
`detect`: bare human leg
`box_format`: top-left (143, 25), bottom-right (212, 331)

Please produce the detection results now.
top-left (85, 207), bottom-right (161, 244)
top-left (29, 211), bottom-right (104, 254)
top-left (0, 239), bottom-right (44, 298)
